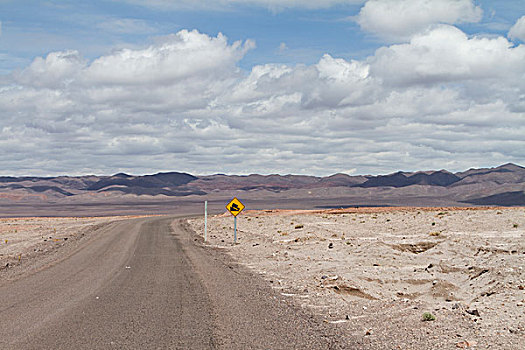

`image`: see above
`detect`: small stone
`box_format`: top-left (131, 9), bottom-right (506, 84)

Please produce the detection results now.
top-left (466, 309), bottom-right (480, 317)
top-left (456, 340), bottom-right (477, 348)
top-left (365, 329), bottom-right (373, 336)
top-left (328, 242), bottom-right (334, 249)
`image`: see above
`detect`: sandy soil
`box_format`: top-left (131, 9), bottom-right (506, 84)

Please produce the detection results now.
top-left (188, 207), bottom-right (525, 349)
top-left (0, 216), bottom-right (149, 282)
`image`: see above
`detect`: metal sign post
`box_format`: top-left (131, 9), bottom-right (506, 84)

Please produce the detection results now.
top-left (234, 216), bottom-right (237, 243)
top-left (226, 197), bottom-right (245, 244)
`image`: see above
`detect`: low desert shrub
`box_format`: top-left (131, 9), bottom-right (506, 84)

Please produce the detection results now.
top-left (422, 312), bottom-right (436, 321)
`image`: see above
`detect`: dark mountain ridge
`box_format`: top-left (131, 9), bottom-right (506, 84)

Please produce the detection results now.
top-left (0, 163), bottom-right (523, 206)
top-left (359, 170), bottom-right (461, 188)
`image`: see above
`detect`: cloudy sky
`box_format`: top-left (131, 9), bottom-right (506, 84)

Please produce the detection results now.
top-left (0, 0), bottom-right (524, 176)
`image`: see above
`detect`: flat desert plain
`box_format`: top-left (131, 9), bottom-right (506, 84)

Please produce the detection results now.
top-left (188, 207), bottom-right (525, 349)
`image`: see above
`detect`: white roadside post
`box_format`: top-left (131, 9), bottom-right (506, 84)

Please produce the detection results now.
top-left (204, 200), bottom-right (208, 242)
top-left (225, 197), bottom-right (245, 244)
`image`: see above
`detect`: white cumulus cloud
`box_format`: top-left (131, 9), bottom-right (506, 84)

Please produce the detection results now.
top-left (15, 50), bottom-right (86, 89)
top-left (357, 0), bottom-right (483, 42)
top-left (508, 15), bottom-right (525, 42)
top-left (369, 25), bottom-right (525, 86)
top-left (0, 28), bottom-right (523, 176)
top-left (84, 30), bottom-right (254, 86)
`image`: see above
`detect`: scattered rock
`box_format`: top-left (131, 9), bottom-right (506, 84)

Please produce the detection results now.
top-left (466, 309), bottom-right (480, 317)
top-left (456, 340), bottom-right (477, 348)
top-left (328, 242), bottom-right (333, 249)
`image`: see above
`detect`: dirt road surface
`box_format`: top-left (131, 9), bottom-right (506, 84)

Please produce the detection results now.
top-left (0, 216), bottom-right (349, 349)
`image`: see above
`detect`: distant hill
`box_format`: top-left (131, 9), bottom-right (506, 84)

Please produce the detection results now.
top-left (359, 170), bottom-right (461, 188)
top-left (0, 163), bottom-right (523, 206)
top-left (87, 172), bottom-right (197, 191)
top-left (461, 191), bottom-right (525, 206)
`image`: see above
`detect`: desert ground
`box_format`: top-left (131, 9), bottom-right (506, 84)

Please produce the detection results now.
top-left (188, 207), bottom-right (525, 349)
top-left (1, 207), bottom-right (523, 349)
top-left (0, 215), bottom-right (150, 282)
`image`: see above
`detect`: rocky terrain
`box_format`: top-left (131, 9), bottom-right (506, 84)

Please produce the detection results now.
top-left (188, 207), bottom-right (525, 349)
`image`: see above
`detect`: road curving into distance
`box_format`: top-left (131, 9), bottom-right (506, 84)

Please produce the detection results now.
top-left (0, 216), bottom-right (351, 349)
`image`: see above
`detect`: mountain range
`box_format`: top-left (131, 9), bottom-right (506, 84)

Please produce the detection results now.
top-left (1, 163), bottom-right (524, 207)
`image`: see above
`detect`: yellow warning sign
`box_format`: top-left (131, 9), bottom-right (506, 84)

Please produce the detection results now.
top-left (226, 197), bottom-right (245, 217)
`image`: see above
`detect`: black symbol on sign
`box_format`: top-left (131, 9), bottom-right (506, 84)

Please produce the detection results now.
top-left (229, 203), bottom-right (240, 212)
